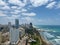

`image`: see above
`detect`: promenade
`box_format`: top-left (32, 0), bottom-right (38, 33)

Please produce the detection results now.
top-left (18, 36), bottom-right (29, 45)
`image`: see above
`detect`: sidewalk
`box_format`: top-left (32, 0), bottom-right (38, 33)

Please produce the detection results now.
top-left (18, 36), bottom-right (28, 45)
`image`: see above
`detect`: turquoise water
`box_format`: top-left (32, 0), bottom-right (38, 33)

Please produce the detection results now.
top-left (36, 25), bottom-right (60, 32)
top-left (36, 25), bottom-right (60, 45)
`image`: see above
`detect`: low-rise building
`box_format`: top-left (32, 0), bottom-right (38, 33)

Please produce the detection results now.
top-left (19, 27), bottom-right (25, 38)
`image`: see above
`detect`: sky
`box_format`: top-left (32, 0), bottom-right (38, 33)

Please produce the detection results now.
top-left (0, 0), bottom-right (60, 25)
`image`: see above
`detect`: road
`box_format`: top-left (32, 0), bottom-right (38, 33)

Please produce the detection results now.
top-left (18, 36), bottom-right (28, 45)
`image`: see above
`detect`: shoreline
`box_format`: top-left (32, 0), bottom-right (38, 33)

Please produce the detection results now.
top-left (36, 29), bottom-right (53, 45)
top-left (36, 28), bottom-right (60, 45)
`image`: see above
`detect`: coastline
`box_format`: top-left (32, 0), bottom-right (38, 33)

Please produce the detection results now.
top-left (36, 27), bottom-right (60, 45)
top-left (36, 29), bottom-right (53, 45)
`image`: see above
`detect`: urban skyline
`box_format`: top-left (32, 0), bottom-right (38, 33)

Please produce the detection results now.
top-left (0, 0), bottom-right (60, 45)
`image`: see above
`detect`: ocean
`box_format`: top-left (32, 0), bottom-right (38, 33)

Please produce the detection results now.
top-left (36, 25), bottom-right (60, 31)
top-left (36, 25), bottom-right (60, 45)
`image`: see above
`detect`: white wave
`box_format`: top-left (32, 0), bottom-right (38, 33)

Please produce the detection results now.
top-left (33, 25), bottom-right (37, 28)
top-left (57, 36), bottom-right (60, 39)
top-left (53, 31), bottom-right (56, 32)
top-left (54, 39), bottom-right (60, 44)
top-left (44, 32), bottom-right (54, 38)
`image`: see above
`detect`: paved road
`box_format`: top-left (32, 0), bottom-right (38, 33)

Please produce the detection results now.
top-left (18, 36), bottom-right (28, 45)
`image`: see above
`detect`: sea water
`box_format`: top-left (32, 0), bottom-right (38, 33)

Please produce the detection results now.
top-left (36, 25), bottom-right (60, 45)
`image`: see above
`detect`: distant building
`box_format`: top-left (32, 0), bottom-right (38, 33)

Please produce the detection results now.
top-left (15, 19), bottom-right (19, 29)
top-left (0, 25), bottom-right (4, 31)
top-left (9, 28), bottom-right (19, 44)
top-left (25, 23), bottom-right (34, 35)
top-left (9, 19), bottom-right (20, 44)
top-left (8, 22), bottom-right (11, 29)
top-left (29, 22), bottom-right (33, 29)
top-left (0, 32), bottom-right (2, 44)
top-left (19, 28), bottom-right (25, 38)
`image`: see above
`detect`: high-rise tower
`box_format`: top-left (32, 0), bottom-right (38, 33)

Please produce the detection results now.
top-left (15, 19), bottom-right (19, 29)
top-left (10, 19), bottom-right (19, 44)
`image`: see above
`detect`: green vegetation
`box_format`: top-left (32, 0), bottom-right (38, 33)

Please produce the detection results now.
top-left (24, 23), bottom-right (42, 45)
top-left (27, 29), bottom-right (42, 45)
top-left (30, 35), bottom-right (41, 45)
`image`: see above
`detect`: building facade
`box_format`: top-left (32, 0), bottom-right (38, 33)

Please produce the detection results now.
top-left (9, 28), bottom-right (19, 44)
top-left (15, 19), bottom-right (19, 29)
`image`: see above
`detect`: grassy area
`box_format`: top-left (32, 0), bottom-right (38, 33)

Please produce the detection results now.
top-left (30, 37), bottom-right (40, 45)
top-left (29, 33), bottom-right (42, 45)
top-left (30, 28), bottom-right (42, 45)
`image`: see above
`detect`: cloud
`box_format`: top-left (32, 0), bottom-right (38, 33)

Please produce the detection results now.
top-left (14, 10), bottom-right (21, 13)
top-left (11, 6), bottom-right (18, 9)
top-left (46, 1), bottom-right (56, 9)
top-left (21, 8), bottom-right (27, 12)
top-left (8, 0), bottom-right (26, 7)
top-left (1, 5), bottom-right (10, 10)
top-left (6, 15), bottom-right (20, 20)
top-left (0, 13), bottom-right (6, 16)
top-left (46, 1), bottom-right (60, 9)
top-left (10, 8), bottom-right (27, 15)
top-left (30, 0), bottom-right (53, 7)
top-left (22, 12), bottom-right (36, 16)
top-left (0, 0), bottom-right (10, 10)
top-left (56, 1), bottom-right (60, 9)
top-left (21, 17), bottom-right (34, 23)
top-left (0, 0), bottom-right (28, 17)
top-left (0, 0), bottom-right (7, 6)
top-left (0, 11), bottom-right (7, 16)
